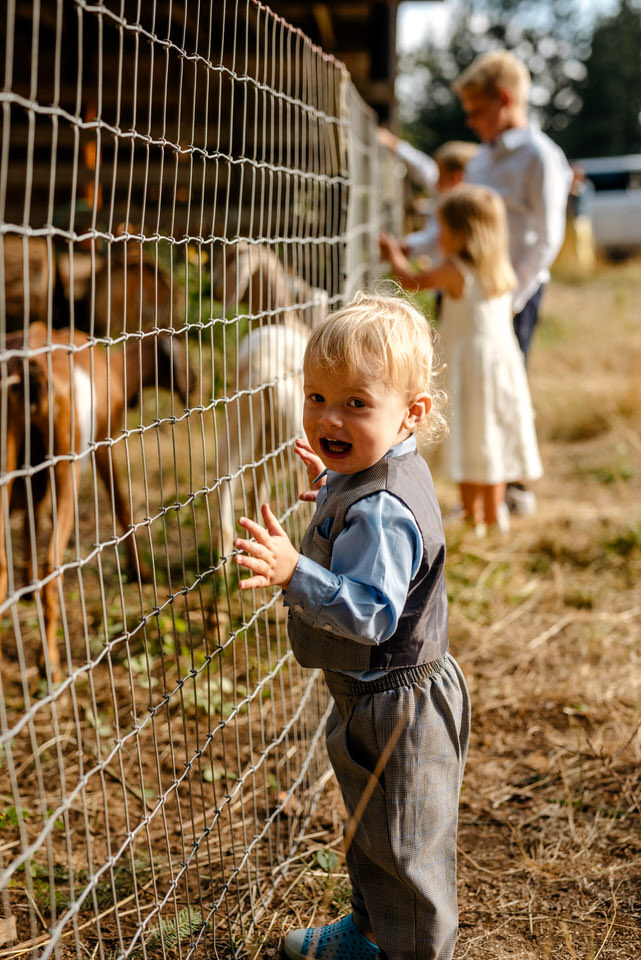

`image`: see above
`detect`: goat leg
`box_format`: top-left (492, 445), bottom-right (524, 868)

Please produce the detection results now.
top-left (0, 485), bottom-right (13, 667)
top-left (41, 458), bottom-right (78, 681)
top-left (94, 445), bottom-right (149, 580)
top-left (0, 428), bottom-right (20, 665)
top-left (217, 392), bottom-right (257, 561)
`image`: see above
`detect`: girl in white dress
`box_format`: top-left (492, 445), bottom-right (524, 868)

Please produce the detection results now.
top-left (380, 183), bottom-right (542, 533)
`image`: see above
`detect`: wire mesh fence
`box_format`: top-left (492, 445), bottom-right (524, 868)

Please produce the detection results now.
top-left (0, 1), bottom-right (404, 957)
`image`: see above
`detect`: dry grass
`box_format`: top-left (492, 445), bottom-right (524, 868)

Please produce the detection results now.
top-left (249, 260), bottom-right (641, 959)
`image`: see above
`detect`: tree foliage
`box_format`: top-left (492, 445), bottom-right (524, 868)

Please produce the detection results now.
top-left (400, 0), bottom-right (641, 160)
top-left (562, 0), bottom-right (641, 157)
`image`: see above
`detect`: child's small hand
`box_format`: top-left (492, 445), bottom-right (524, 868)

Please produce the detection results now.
top-left (295, 437), bottom-right (326, 502)
top-left (380, 232), bottom-right (409, 275)
top-left (379, 233), bottom-right (418, 291)
top-left (378, 230), bottom-right (395, 261)
top-left (234, 503), bottom-right (300, 590)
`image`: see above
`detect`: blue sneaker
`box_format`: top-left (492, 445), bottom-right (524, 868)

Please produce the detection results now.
top-left (283, 914), bottom-right (380, 960)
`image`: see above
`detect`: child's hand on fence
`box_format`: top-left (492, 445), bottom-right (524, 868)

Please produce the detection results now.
top-left (379, 231), bottom-right (419, 291)
top-left (295, 437), bottom-right (326, 503)
top-left (378, 230), bottom-right (393, 262)
top-left (235, 504), bottom-right (300, 590)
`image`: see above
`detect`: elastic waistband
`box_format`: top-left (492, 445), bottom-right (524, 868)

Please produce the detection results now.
top-left (323, 656), bottom-right (448, 699)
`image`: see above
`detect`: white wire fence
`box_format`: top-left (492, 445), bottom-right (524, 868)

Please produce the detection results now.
top-left (0, 1), bottom-right (404, 957)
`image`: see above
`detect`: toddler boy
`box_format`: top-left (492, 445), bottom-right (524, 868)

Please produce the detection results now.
top-left (235, 292), bottom-right (470, 960)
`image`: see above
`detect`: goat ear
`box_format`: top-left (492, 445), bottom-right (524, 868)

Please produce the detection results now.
top-left (224, 247), bottom-right (252, 311)
top-left (155, 331), bottom-right (172, 362)
top-left (156, 334), bottom-right (190, 405)
top-left (27, 361), bottom-right (48, 413)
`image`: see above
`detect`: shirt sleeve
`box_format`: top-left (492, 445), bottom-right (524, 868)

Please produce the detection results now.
top-left (465, 136), bottom-right (572, 313)
top-left (512, 145), bottom-right (572, 312)
top-left (404, 217), bottom-right (441, 259)
top-left (396, 140), bottom-right (439, 191)
top-left (284, 491), bottom-right (423, 645)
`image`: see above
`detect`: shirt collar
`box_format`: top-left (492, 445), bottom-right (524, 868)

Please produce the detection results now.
top-left (318, 434), bottom-right (418, 488)
top-left (388, 434), bottom-right (417, 458)
top-left (491, 125), bottom-right (531, 150)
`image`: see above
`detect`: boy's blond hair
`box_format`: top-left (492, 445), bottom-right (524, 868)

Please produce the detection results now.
top-left (433, 140), bottom-right (479, 175)
top-left (304, 290), bottom-right (447, 445)
top-left (453, 50), bottom-right (530, 107)
top-left (437, 184), bottom-right (516, 298)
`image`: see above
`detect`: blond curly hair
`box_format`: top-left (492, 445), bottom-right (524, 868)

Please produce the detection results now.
top-left (304, 289), bottom-right (448, 446)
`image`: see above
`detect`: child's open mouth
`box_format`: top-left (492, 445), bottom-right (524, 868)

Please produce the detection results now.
top-left (320, 438), bottom-right (352, 458)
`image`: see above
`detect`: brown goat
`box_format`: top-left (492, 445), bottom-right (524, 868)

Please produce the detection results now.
top-left (91, 233), bottom-right (184, 335)
top-left (0, 322), bottom-right (191, 680)
top-left (3, 228), bottom-right (183, 336)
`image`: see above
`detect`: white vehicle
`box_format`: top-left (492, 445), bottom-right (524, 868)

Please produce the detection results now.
top-left (576, 154), bottom-right (641, 257)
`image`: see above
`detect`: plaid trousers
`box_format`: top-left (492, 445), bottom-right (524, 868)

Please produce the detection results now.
top-left (323, 654), bottom-right (470, 960)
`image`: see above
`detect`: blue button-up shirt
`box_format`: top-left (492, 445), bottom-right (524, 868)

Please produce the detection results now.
top-left (465, 124), bottom-right (572, 312)
top-left (284, 437), bottom-right (424, 678)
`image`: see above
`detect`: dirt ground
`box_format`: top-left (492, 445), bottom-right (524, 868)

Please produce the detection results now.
top-left (251, 259), bottom-right (641, 959)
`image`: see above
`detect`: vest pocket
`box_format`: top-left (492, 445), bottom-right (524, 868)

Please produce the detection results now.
top-left (309, 525), bottom-right (332, 563)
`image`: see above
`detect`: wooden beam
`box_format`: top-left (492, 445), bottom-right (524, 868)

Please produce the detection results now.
top-left (313, 4), bottom-right (337, 51)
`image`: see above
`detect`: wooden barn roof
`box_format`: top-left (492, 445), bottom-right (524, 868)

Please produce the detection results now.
top-left (268, 1), bottom-right (439, 123)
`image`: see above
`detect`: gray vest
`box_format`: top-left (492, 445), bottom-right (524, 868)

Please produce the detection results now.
top-left (287, 449), bottom-right (449, 671)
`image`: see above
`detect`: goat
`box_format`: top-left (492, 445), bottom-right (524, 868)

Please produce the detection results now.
top-left (58, 228), bottom-right (184, 336)
top-left (0, 322), bottom-right (191, 680)
top-left (212, 243), bottom-right (329, 559)
top-left (91, 233), bottom-right (184, 335)
top-left (3, 228), bottom-right (183, 338)
top-left (216, 321), bottom-right (311, 560)
top-left (212, 241), bottom-right (328, 329)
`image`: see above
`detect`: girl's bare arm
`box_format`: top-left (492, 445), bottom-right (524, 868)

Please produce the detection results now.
top-left (379, 231), bottom-right (463, 297)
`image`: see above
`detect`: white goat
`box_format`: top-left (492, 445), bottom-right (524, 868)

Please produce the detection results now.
top-left (212, 242), bottom-right (329, 330)
top-left (212, 243), bottom-right (329, 560)
top-left (0, 322), bottom-right (191, 680)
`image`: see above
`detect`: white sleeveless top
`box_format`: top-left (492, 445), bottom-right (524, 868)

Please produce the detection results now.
top-left (438, 258), bottom-right (543, 485)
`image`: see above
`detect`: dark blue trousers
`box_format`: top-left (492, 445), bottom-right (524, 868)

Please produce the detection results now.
top-left (514, 284), bottom-right (544, 362)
